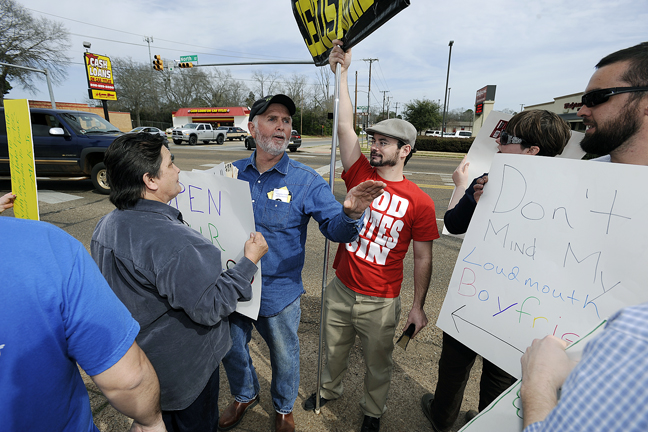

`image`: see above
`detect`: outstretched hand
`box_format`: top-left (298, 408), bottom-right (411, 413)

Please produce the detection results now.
top-left (343, 180), bottom-right (386, 220)
top-left (0, 192), bottom-right (16, 213)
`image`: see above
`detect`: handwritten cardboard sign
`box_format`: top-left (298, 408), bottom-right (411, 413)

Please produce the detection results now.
top-left (437, 154), bottom-right (648, 378)
top-left (4, 99), bottom-right (39, 220)
top-left (170, 170), bottom-right (262, 319)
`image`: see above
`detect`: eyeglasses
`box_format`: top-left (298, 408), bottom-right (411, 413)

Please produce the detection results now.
top-left (499, 131), bottom-right (532, 146)
top-left (581, 86), bottom-right (648, 107)
top-left (369, 136), bottom-right (397, 148)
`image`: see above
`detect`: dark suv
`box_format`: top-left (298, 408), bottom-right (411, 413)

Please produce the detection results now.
top-left (0, 108), bottom-right (123, 194)
top-left (244, 129), bottom-right (302, 152)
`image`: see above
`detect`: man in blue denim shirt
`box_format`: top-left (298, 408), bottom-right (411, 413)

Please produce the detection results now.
top-left (220, 94), bottom-right (385, 432)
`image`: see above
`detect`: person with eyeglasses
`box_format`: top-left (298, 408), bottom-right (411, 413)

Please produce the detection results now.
top-left (520, 42), bottom-right (648, 432)
top-left (421, 110), bottom-right (571, 432)
top-left (302, 41), bottom-right (439, 432)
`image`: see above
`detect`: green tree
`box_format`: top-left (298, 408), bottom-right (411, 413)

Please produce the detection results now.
top-left (402, 98), bottom-right (442, 132)
top-left (0, 0), bottom-right (70, 104)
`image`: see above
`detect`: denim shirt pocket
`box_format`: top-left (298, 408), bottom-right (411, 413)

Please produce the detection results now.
top-left (261, 199), bottom-right (291, 230)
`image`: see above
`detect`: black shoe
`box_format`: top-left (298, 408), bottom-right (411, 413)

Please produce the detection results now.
top-left (360, 415), bottom-right (380, 432)
top-left (420, 393), bottom-right (443, 432)
top-left (465, 409), bottom-right (479, 422)
top-left (303, 392), bottom-right (330, 411)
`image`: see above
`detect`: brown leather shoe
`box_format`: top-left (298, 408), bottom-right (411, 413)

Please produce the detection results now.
top-left (275, 412), bottom-right (295, 432)
top-left (218, 396), bottom-right (259, 431)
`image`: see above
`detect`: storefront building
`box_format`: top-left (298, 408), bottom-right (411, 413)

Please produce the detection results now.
top-left (524, 92), bottom-right (586, 132)
top-left (172, 107), bottom-right (251, 130)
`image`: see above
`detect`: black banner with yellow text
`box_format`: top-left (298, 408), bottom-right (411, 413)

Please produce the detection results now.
top-left (292, 0), bottom-right (410, 66)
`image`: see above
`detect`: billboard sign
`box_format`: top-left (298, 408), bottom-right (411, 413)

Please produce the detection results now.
top-left (84, 52), bottom-right (117, 100)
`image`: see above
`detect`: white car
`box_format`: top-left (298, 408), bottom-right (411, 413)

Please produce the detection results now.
top-left (130, 126), bottom-right (166, 137)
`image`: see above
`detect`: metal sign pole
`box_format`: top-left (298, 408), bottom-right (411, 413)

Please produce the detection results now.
top-left (315, 62), bottom-right (341, 414)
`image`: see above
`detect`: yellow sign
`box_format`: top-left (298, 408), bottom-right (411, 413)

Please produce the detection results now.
top-left (90, 89), bottom-right (118, 101)
top-left (4, 99), bottom-right (39, 220)
top-left (291, 0), bottom-right (409, 66)
top-left (188, 108), bottom-right (230, 113)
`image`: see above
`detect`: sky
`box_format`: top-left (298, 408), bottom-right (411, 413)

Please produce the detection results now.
top-left (9, 0), bottom-right (648, 116)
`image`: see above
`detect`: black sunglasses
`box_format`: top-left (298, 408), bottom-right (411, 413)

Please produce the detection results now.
top-left (499, 131), bottom-right (532, 146)
top-left (581, 86), bottom-right (648, 107)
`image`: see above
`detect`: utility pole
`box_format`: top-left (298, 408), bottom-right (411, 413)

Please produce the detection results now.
top-left (144, 36), bottom-right (154, 66)
top-left (354, 71), bottom-right (358, 133)
top-left (363, 58), bottom-right (378, 129)
top-left (442, 40), bottom-right (454, 134)
top-left (386, 96), bottom-right (392, 119)
top-left (380, 90), bottom-right (389, 119)
top-left (394, 102), bottom-right (399, 118)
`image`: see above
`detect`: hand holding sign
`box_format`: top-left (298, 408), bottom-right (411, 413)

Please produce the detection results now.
top-left (244, 232), bottom-right (268, 265)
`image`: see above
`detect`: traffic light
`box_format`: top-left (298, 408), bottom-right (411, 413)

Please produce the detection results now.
top-left (178, 62), bottom-right (194, 68)
top-left (153, 55), bottom-right (163, 71)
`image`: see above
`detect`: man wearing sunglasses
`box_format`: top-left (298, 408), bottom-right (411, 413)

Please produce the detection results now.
top-left (421, 110), bottom-right (571, 432)
top-left (520, 42), bottom-right (648, 432)
top-left (303, 41), bottom-right (439, 432)
top-left (577, 42), bottom-right (648, 164)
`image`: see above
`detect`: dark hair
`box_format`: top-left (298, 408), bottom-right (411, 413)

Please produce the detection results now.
top-left (597, 42), bottom-right (648, 101)
top-left (104, 133), bottom-right (167, 210)
top-left (506, 110), bottom-right (571, 157)
top-left (397, 140), bottom-right (416, 166)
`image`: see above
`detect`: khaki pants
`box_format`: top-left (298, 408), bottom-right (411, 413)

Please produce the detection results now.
top-left (320, 276), bottom-right (401, 417)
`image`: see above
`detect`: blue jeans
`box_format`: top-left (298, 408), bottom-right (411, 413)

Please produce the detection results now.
top-left (222, 297), bottom-right (301, 414)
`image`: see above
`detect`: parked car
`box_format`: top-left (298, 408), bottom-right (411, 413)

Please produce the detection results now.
top-left (165, 127), bottom-right (174, 136)
top-left (217, 126), bottom-right (248, 141)
top-left (0, 108), bottom-right (123, 194)
top-left (130, 126), bottom-right (166, 137)
top-left (425, 130), bottom-right (441, 137)
top-left (245, 130), bottom-right (301, 152)
top-left (172, 123), bottom-right (227, 145)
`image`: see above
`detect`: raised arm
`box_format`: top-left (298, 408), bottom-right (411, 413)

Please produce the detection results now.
top-left (329, 39), bottom-right (363, 171)
top-left (91, 342), bottom-right (167, 432)
top-left (404, 240), bottom-right (433, 338)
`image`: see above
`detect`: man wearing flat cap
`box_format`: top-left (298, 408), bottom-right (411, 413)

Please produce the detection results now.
top-left (302, 42), bottom-right (439, 432)
top-left (219, 94), bottom-right (385, 432)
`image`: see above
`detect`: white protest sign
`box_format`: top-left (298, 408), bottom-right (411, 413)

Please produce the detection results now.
top-left (458, 320), bottom-right (607, 432)
top-left (169, 170), bottom-right (261, 319)
top-left (443, 111), bottom-right (585, 236)
top-left (437, 154), bottom-right (648, 378)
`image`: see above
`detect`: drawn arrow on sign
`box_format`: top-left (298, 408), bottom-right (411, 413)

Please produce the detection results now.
top-left (450, 305), bottom-right (524, 354)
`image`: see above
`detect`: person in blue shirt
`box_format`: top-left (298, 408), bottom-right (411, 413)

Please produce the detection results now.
top-left (219, 94), bottom-right (385, 432)
top-left (0, 216), bottom-right (166, 432)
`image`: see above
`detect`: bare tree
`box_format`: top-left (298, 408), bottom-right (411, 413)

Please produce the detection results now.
top-left (280, 73), bottom-right (308, 109)
top-left (163, 68), bottom-right (210, 108)
top-left (251, 70), bottom-right (280, 98)
top-left (199, 68), bottom-right (249, 107)
top-left (0, 0), bottom-right (71, 103)
top-left (110, 57), bottom-right (159, 127)
top-left (312, 66), bottom-right (332, 111)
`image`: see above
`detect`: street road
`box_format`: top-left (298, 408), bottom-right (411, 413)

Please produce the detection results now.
top-left (0, 139), bottom-right (479, 432)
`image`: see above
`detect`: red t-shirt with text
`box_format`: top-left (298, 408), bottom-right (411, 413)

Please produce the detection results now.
top-left (333, 156), bottom-right (439, 298)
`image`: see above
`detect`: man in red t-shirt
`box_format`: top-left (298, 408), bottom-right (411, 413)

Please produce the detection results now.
top-left (302, 41), bottom-right (439, 432)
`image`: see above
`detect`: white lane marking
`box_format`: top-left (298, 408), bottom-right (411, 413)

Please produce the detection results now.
top-left (38, 190), bottom-right (83, 204)
top-left (315, 160), bottom-right (343, 176)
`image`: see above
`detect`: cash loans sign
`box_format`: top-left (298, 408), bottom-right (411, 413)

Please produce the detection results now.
top-left (292, 0), bottom-right (410, 66)
top-left (84, 52), bottom-right (117, 100)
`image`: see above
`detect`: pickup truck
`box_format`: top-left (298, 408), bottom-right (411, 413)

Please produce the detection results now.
top-left (171, 123), bottom-right (227, 145)
top-left (0, 107), bottom-right (123, 194)
top-left (216, 126), bottom-right (248, 141)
